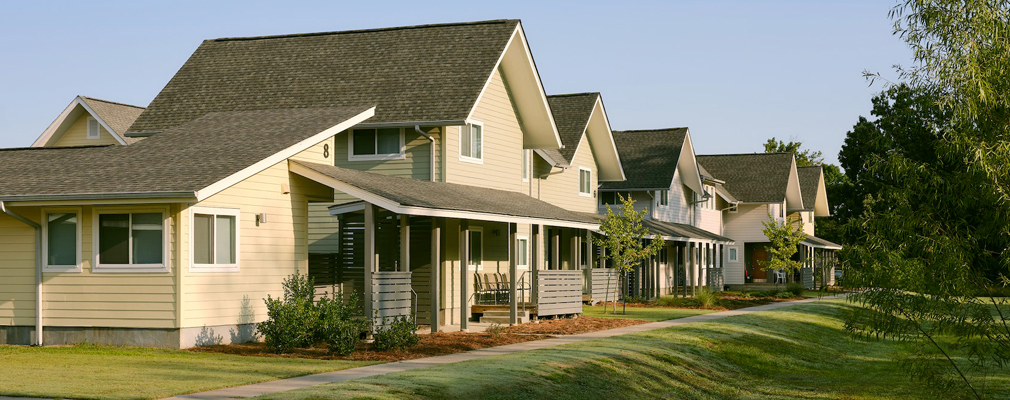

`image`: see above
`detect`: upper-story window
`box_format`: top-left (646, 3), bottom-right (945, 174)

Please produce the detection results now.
top-left (579, 167), bottom-right (592, 196)
top-left (601, 191), bottom-right (631, 205)
top-left (87, 117), bottom-right (100, 139)
top-left (460, 122), bottom-right (483, 163)
top-left (658, 190), bottom-right (669, 206)
top-left (349, 128), bottom-right (405, 161)
top-left (521, 149), bottom-right (530, 182)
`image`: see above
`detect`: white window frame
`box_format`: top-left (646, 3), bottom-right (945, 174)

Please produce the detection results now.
top-left (521, 149), bottom-right (530, 182)
top-left (87, 117), bottom-right (100, 139)
top-left (41, 207), bottom-right (82, 273)
top-left (516, 235), bottom-right (529, 270)
top-left (92, 206), bottom-right (170, 273)
top-left (459, 121), bottom-right (484, 164)
top-left (658, 190), bottom-right (669, 207)
top-left (729, 247), bottom-right (739, 262)
top-left (189, 206), bottom-right (241, 273)
top-left (347, 127), bottom-right (406, 161)
top-left (578, 166), bottom-right (592, 197)
top-left (467, 226), bottom-right (483, 271)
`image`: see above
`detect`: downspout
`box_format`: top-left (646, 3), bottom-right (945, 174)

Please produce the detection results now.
top-left (0, 201), bottom-right (42, 346)
top-left (414, 125), bottom-right (436, 182)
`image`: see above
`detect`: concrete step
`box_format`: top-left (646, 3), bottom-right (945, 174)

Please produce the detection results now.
top-left (479, 310), bottom-right (529, 324)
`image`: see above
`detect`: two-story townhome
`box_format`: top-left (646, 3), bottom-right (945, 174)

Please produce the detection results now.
top-left (598, 128), bottom-right (735, 301)
top-left (695, 153), bottom-right (839, 288)
top-left (0, 19), bottom-right (634, 347)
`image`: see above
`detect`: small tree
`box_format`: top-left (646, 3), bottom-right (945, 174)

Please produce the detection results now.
top-left (760, 212), bottom-right (805, 285)
top-left (597, 194), bottom-right (664, 314)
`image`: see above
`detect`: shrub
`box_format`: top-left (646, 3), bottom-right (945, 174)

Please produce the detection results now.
top-left (766, 288), bottom-right (782, 297)
top-left (775, 291), bottom-right (793, 299)
top-left (257, 273), bottom-right (319, 353)
top-left (786, 282), bottom-right (804, 297)
top-left (316, 292), bottom-right (367, 356)
top-left (372, 315), bottom-right (420, 351)
top-left (696, 288), bottom-right (719, 308)
top-left (486, 323), bottom-right (506, 339)
top-left (624, 296), bottom-right (645, 304)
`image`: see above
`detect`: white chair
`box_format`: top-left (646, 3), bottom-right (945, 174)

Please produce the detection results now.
top-left (773, 269), bottom-right (787, 284)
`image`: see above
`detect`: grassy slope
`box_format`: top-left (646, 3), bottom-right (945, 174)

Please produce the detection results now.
top-left (0, 344), bottom-right (374, 400)
top-left (582, 304), bottom-right (714, 321)
top-left (261, 299), bottom-right (1007, 400)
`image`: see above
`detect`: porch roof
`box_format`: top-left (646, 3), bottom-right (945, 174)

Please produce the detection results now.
top-left (642, 219), bottom-right (736, 244)
top-left (290, 161), bottom-right (600, 229)
top-left (802, 234), bottom-right (842, 250)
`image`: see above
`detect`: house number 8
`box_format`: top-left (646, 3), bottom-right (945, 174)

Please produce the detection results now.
top-left (323, 144), bottom-right (330, 158)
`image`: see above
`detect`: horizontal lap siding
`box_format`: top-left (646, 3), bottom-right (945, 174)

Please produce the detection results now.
top-left (538, 134), bottom-right (598, 213)
top-left (184, 161), bottom-right (311, 328)
top-left (536, 270), bottom-right (582, 316)
top-left (51, 114), bottom-right (121, 147)
top-left (372, 272), bottom-right (412, 323)
top-left (724, 204), bottom-right (772, 243)
top-left (654, 170), bottom-right (693, 225)
top-left (0, 213), bottom-right (37, 326)
top-left (723, 244), bottom-right (746, 285)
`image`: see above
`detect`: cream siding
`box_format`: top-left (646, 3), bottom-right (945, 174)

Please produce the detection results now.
top-left (445, 68), bottom-right (524, 193)
top-left (723, 244), bottom-right (746, 285)
top-left (723, 203), bottom-right (774, 243)
top-left (50, 114), bottom-right (120, 147)
top-left (0, 211), bottom-right (38, 327)
top-left (652, 169), bottom-right (694, 225)
top-left (537, 134), bottom-right (599, 213)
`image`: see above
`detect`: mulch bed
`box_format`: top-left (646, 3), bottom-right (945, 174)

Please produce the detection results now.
top-left (189, 331), bottom-right (551, 362)
top-left (502, 316), bottom-right (649, 335)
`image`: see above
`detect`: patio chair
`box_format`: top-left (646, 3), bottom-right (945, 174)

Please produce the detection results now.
top-left (773, 269), bottom-right (787, 284)
top-left (483, 273), bottom-right (498, 304)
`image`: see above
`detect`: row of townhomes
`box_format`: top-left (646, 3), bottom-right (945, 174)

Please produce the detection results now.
top-left (0, 20), bottom-right (840, 348)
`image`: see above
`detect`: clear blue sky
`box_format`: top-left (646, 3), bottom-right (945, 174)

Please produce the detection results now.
top-left (0, 1), bottom-right (911, 166)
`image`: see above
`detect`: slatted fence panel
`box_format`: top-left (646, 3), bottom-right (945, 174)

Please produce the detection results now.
top-left (590, 269), bottom-right (621, 303)
top-left (372, 271), bottom-right (413, 327)
top-left (536, 270), bottom-right (583, 317)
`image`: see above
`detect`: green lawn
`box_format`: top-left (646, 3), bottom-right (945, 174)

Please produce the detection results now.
top-left (257, 298), bottom-right (1010, 400)
top-left (582, 304), bottom-right (715, 321)
top-left (0, 344), bottom-right (375, 400)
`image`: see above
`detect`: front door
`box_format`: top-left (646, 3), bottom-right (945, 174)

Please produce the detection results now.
top-left (752, 247), bottom-right (768, 282)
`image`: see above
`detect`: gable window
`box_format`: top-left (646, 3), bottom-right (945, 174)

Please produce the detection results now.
top-left (517, 236), bottom-right (529, 269)
top-left (521, 149), bottom-right (530, 182)
top-left (94, 209), bottom-right (168, 272)
top-left (43, 209), bottom-right (81, 272)
top-left (658, 190), bottom-right (669, 207)
top-left (191, 207), bottom-right (240, 272)
top-left (579, 167), bottom-right (592, 196)
top-left (349, 128), bottom-right (405, 161)
top-left (87, 117), bottom-right (100, 139)
top-left (460, 122), bottom-right (483, 163)
top-left (729, 247), bottom-right (738, 262)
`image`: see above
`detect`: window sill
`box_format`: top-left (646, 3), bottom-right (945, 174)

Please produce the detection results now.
top-left (578, 192), bottom-right (592, 197)
top-left (92, 264), bottom-right (170, 273)
top-left (459, 156), bottom-right (483, 165)
top-left (190, 264), bottom-right (241, 273)
top-left (349, 154), bottom-right (406, 162)
top-left (43, 265), bottom-right (82, 273)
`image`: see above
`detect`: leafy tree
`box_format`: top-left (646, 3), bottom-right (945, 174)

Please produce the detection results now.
top-left (763, 138), bottom-right (824, 166)
top-left (845, 1), bottom-right (1010, 398)
top-left (597, 194), bottom-right (664, 314)
top-left (760, 212), bottom-right (806, 284)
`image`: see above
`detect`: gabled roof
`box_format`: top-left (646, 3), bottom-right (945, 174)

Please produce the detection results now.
top-left (127, 20), bottom-right (562, 149)
top-left (290, 161), bottom-right (599, 229)
top-left (797, 165), bottom-right (830, 216)
top-left (2, 106), bottom-right (374, 202)
top-left (696, 153), bottom-right (799, 204)
top-left (601, 128), bottom-right (701, 192)
top-left (643, 219), bottom-right (735, 244)
top-left (31, 96), bottom-right (145, 147)
top-left (544, 92), bottom-right (625, 181)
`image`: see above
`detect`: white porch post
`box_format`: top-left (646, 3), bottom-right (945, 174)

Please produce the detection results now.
top-left (460, 220), bottom-right (469, 332)
top-left (509, 222), bottom-right (518, 325)
top-left (400, 215), bottom-right (409, 272)
top-left (363, 204), bottom-right (376, 326)
top-left (430, 217), bottom-right (440, 333)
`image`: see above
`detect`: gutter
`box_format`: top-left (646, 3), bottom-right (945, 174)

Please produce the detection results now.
top-left (0, 201), bottom-right (42, 346)
top-left (414, 125), bottom-right (436, 182)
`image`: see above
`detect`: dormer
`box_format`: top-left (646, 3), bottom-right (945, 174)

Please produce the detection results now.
top-left (31, 96), bottom-right (145, 147)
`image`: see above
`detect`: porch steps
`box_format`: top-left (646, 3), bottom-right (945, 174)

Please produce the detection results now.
top-left (479, 310), bottom-right (529, 324)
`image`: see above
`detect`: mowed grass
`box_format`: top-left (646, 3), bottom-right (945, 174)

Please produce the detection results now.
top-left (0, 344), bottom-right (376, 400)
top-left (259, 298), bottom-right (1010, 400)
top-left (582, 304), bottom-right (715, 321)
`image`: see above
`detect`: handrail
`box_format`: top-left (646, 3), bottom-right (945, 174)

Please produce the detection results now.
top-left (410, 288), bottom-right (418, 324)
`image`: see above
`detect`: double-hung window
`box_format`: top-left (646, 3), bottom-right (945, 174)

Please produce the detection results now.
top-left (658, 190), bottom-right (669, 206)
top-left (94, 209), bottom-right (168, 272)
top-left (460, 122), bottom-right (483, 163)
top-left (349, 128), bottom-right (404, 161)
top-left (579, 167), bottom-right (592, 196)
top-left (516, 237), bottom-right (529, 269)
top-left (43, 209), bottom-right (81, 272)
top-left (191, 207), bottom-right (240, 272)
top-left (87, 117), bottom-right (100, 139)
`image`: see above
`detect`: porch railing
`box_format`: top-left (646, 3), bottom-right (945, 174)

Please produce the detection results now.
top-left (588, 268), bottom-right (621, 304)
top-left (535, 270), bottom-right (583, 317)
top-left (371, 271), bottom-right (412, 328)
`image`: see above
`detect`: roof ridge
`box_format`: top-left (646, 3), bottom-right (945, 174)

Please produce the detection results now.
top-left (0, 144), bottom-right (113, 152)
top-left (80, 96), bottom-right (146, 110)
top-left (546, 92), bottom-right (600, 98)
top-left (210, 19), bottom-right (520, 42)
top-left (697, 152), bottom-right (793, 157)
top-left (613, 127), bottom-right (688, 133)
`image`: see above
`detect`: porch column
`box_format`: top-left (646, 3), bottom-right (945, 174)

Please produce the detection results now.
top-left (681, 242), bottom-right (688, 298)
top-left (719, 244), bottom-right (725, 291)
top-left (400, 215), bottom-right (409, 272)
top-left (459, 220), bottom-right (469, 332)
top-left (654, 252), bottom-right (660, 298)
top-left (430, 217), bottom-right (441, 333)
top-left (509, 222), bottom-right (518, 325)
top-left (363, 204), bottom-right (376, 326)
top-left (690, 242), bottom-right (697, 297)
top-left (552, 230), bottom-right (560, 270)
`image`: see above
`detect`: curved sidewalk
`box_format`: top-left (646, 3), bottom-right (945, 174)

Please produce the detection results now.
top-left (172, 294), bottom-right (844, 400)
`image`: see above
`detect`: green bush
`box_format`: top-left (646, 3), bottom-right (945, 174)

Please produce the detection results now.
top-left (257, 273), bottom-right (319, 353)
top-left (766, 288), bottom-right (782, 297)
top-left (786, 282), bottom-right (804, 297)
top-left (317, 292), bottom-right (367, 356)
top-left (696, 288), bottom-right (719, 308)
top-left (486, 323), bottom-right (506, 339)
top-left (372, 315), bottom-right (420, 351)
top-left (775, 291), bottom-right (793, 299)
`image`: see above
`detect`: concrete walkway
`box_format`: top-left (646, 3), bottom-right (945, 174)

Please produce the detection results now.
top-left (171, 295), bottom-right (842, 400)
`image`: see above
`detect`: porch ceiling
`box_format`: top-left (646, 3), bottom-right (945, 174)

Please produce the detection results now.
top-left (290, 160), bottom-right (600, 229)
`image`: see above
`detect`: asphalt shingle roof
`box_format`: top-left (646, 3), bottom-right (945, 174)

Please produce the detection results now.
top-left (546, 93), bottom-right (598, 162)
top-left (797, 166), bottom-right (821, 210)
top-left (643, 219), bottom-right (735, 243)
top-left (294, 161), bottom-right (600, 226)
top-left (803, 234), bottom-right (842, 250)
top-left (0, 106), bottom-right (372, 200)
top-left (128, 20), bottom-right (520, 133)
top-left (695, 153), bottom-right (794, 203)
top-left (80, 96), bottom-right (145, 143)
top-left (600, 128), bottom-right (687, 190)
